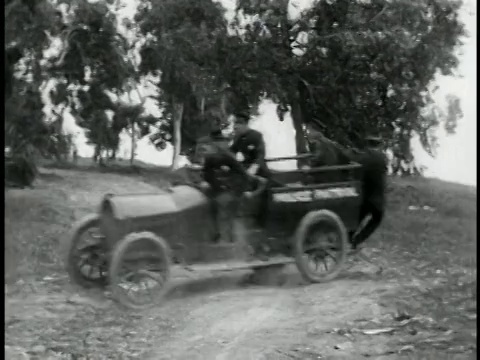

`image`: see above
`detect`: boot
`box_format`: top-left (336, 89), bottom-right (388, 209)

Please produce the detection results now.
top-left (250, 227), bottom-right (270, 261)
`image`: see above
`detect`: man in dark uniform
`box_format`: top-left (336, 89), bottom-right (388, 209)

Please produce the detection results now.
top-left (201, 141), bottom-right (251, 196)
top-left (350, 135), bottom-right (388, 252)
top-left (230, 112), bottom-right (271, 226)
top-left (197, 136), bottom-right (254, 243)
top-left (230, 112), bottom-right (270, 179)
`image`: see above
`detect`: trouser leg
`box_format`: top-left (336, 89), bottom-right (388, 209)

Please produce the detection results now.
top-left (350, 201), bottom-right (369, 245)
top-left (256, 187), bottom-right (270, 227)
top-left (352, 203), bottom-right (384, 248)
top-left (210, 193), bottom-right (220, 242)
top-left (216, 192), bottom-right (239, 243)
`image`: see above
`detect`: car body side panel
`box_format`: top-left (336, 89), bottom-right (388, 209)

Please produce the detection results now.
top-left (99, 186), bottom-right (217, 262)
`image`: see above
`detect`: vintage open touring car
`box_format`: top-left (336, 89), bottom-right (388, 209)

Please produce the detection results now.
top-left (65, 152), bottom-right (363, 310)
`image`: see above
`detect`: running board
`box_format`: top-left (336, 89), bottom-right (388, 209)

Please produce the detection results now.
top-left (177, 257), bottom-right (295, 273)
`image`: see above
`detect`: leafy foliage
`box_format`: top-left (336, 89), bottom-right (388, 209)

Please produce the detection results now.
top-left (49, 1), bottom-right (146, 162)
top-left (232, 0), bottom-right (466, 165)
top-left (6, 82), bottom-right (53, 155)
top-left (5, 47), bottom-right (23, 100)
top-left (5, 0), bottom-right (68, 186)
top-left (52, 1), bottom-right (131, 88)
top-left (112, 103), bottom-right (158, 146)
top-left (5, 0), bottom-right (62, 53)
top-left (136, 0), bottom-right (236, 158)
top-left (136, 0), bottom-right (466, 168)
top-left (444, 94), bottom-right (463, 134)
top-left (5, 0), bottom-right (467, 174)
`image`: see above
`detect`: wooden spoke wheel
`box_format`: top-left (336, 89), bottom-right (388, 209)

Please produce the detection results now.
top-left (109, 232), bottom-right (171, 310)
top-left (65, 214), bottom-right (108, 288)
top-left (294, 210), bottom-right (349, 283)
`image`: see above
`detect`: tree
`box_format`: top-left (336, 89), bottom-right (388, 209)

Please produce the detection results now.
top-left (5, 0), bottom-right (67, 186)
top-left (49, 0), bottom-right (141, 164)
top-left (136, 0), bottom-right (234, 169)
top-left (50, 0), bottom-right (165, 166)
top-left (111, 100), bottom-right (158, 163)
top-left (444, 94), bottom-right (463, 134)
top-left (232, 0), bottom-right (466, 167)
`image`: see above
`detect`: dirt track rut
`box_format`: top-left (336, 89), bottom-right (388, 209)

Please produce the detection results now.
top-left (7, 262), bottom-right (403, 359)
top-left (144, 265), bottom-right (397, 360)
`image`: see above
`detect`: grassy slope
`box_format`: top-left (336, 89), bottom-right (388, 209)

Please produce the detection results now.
top-left (371, 176), bottom-right (477, 353)
top-left (4, 166), bottom-right (169, 281)
top-left (5, 165), bottom-right (477, 356)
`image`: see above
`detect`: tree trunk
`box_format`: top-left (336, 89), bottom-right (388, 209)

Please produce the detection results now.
top-left (93, 145), bottom-right (101, 163)
top-left (52, 106), bottom-right (67, 163)
top-left (171, 100), bottom-right (184, 170)
top-left (129, 125), bottom-right (136, 166)
top-left (98, 148), bottom-right (105, 166)
top-left (290, 100), bottom-right (308, 168)
top-left (127, 92), bottom-right (137, 166)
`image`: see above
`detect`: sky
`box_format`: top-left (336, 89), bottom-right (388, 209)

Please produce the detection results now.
top-left (59, 0), bottom-right (477, 186)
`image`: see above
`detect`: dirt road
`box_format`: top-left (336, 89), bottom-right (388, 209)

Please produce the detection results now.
top-left (6, 261), bottom-right (436, 360)
top-left (147, 269), bottom-right (397, 360)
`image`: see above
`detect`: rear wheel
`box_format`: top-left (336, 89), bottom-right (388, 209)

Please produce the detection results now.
top-left (65, 214), bottom-right (108, 288)
top-left (109, 232), bottom-right (171, 310)
top-left (294, 210), bottom-right (349, 283)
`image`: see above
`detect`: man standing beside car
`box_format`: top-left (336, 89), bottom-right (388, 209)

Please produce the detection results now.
top-left (198, 129), bottom-right (268, 244)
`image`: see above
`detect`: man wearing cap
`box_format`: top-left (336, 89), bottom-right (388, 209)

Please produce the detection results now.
top-left (195, 134), bottom-right (253, 243)
top-left (350, 135), bottom-right (388, 252)
top-left (230, 112), bottom-right (270, 179)
top-left (230, 112), bottom-right (271, 226)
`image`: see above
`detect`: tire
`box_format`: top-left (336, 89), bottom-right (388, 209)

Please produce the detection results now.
top-left (65, 214), bottom-right (108, 288)
top-left (109, 232), bottom-right (172, 310)
top-left (294, 209), bottom-right (349, 283)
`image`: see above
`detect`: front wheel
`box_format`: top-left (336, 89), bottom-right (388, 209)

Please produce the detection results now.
top-left (294, 210), bottom-right (349, 283)
top-left (65, 214), bottom-right (108, 288)
top-left (109, 232), bottom-right (172, 310)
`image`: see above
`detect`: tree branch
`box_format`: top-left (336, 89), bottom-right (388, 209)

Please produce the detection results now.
top-left (54, 26), bottom-right (84, 67)
top-left (369, 5), bottom-right (388, 23)
top-left (5, 0), bottom-right (21, 19)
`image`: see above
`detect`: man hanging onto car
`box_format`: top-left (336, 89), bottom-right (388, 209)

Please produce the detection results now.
top-left (349, 135), bottom-right (388, 253)
top-left (197, 132), bottom-right (262, 243)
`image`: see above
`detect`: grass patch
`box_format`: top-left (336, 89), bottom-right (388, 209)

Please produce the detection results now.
top-left (370, 177), bottom-right (476, 352)
top-left (4, 167), bottom-right (166, 282)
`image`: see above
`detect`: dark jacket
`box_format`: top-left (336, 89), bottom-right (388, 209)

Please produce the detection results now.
top-left (230, 129), bottom-right (270, 178)
top-left (203, 148), bottom-right (252, 195)
top-left (357, 148), bottom-right (388, 209)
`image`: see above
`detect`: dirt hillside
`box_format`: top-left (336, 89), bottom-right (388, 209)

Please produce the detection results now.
top-left (5, 168), bottom-right (476, 359)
